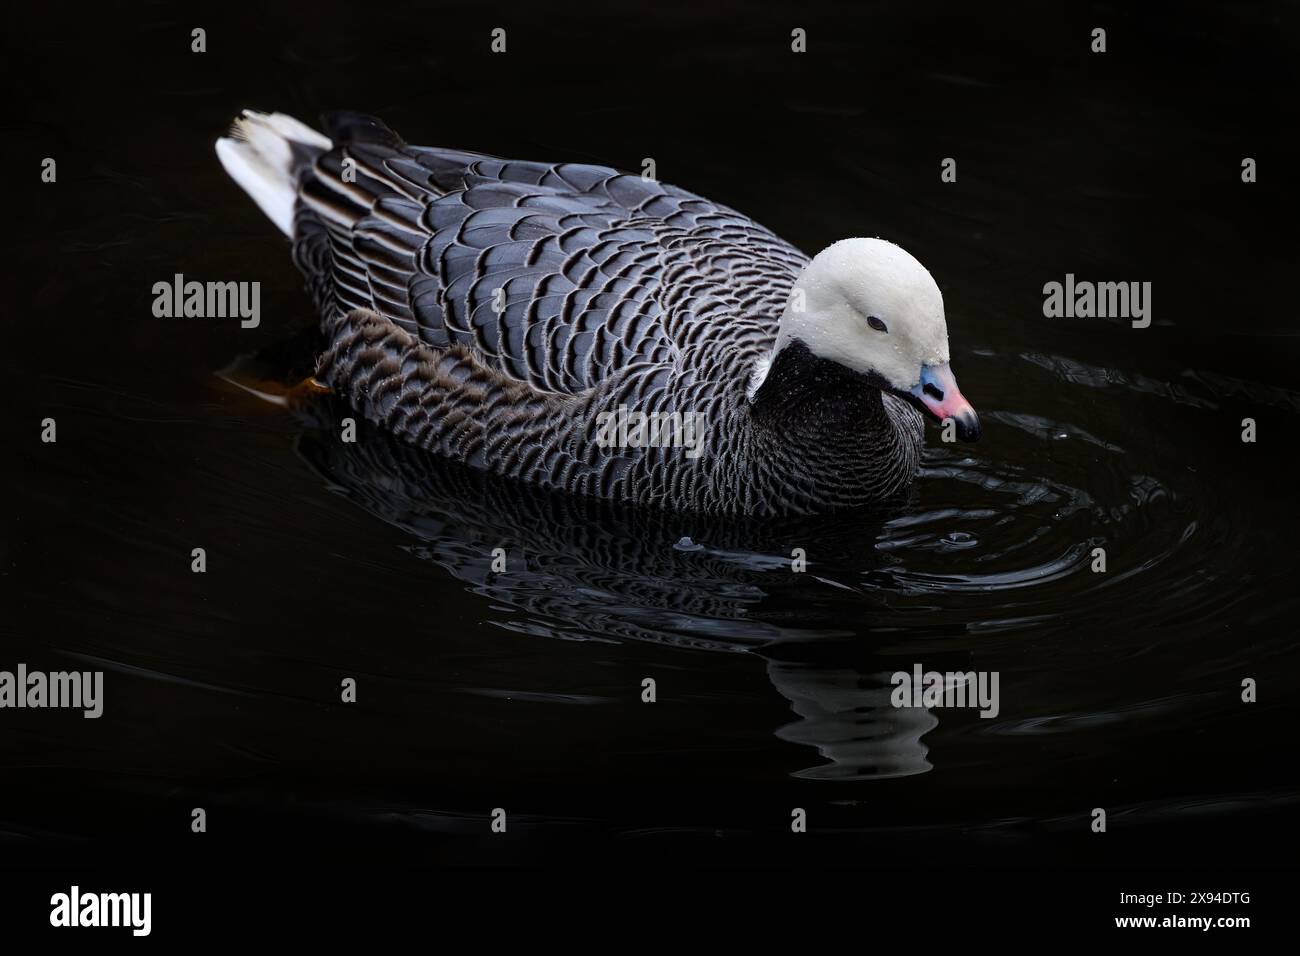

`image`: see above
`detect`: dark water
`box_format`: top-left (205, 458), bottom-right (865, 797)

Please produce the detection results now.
top-left (3, 0), bottom-right (1299, 876)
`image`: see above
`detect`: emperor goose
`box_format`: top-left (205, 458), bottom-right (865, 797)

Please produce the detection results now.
top-left (216, 110), bottom-right (980, 516)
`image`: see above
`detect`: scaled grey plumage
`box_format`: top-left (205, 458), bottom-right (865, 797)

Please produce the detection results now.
top-left (278, 112), bottom-right (925, 516)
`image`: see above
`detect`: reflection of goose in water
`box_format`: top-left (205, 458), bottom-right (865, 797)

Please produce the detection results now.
top-left (281, 389), bottom-right (945, 779)
top-left (767, 660), bottom-right (937, 780)
top-left (228, 303), bottom-right (1242, 783)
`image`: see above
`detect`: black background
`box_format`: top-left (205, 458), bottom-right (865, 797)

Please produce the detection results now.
top-left (2, 0), bottom-right (1297, 936)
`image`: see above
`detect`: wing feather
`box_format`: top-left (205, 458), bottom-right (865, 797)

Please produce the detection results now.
top-left (293, 113), bottom-right (807, 400)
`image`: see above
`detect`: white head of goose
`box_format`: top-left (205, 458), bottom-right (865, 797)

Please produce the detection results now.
top-left (217, 110), bottom-right (980, 517)
top-left (750, 237), bottom-right (979, 440)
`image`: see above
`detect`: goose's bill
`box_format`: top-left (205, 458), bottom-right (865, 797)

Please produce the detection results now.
top-left (906, 362), bottom-right (981, 442)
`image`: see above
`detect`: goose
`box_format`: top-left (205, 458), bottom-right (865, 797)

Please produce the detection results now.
top-left (216, 110), bottom-right (979, 516)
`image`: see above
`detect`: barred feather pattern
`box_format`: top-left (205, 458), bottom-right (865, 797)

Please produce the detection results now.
top-left (290, 112), bottom-right (923, 516)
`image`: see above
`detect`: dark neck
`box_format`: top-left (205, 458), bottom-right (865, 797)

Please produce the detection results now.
top-left (746, 339), bottom-right (922, 510)
top-left (750, 339), bottom-right (888, 426)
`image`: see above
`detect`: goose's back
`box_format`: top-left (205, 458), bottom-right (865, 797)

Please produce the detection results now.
top-left (292, 113), bottom-right (809, 400)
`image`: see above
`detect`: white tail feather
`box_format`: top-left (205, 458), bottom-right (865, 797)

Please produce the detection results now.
top-left (215, 110), bottom-right (331, 238)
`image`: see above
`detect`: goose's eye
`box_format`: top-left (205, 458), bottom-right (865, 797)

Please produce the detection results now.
top-left (866, 315), bottom-right (888, 333)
